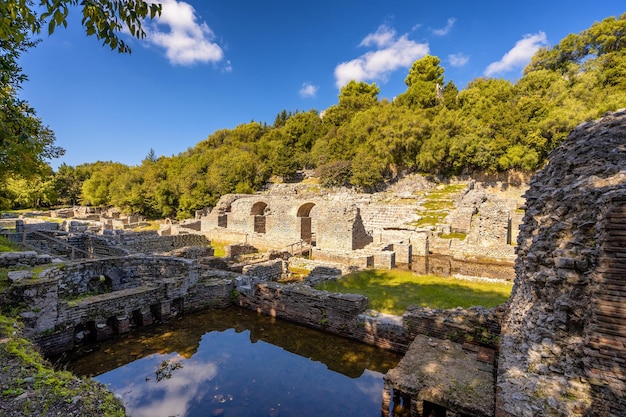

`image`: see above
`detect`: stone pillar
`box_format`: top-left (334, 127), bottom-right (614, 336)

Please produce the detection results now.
top-left (114, 315), bottom-right (131, 334)
top-left (134, 308), bottom-right (154, 326)
top-left (94, 321), bottom-right (114, 341)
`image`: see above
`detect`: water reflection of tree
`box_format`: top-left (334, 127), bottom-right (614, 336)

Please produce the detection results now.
top-left (155, 359), bottom-right (183, 382)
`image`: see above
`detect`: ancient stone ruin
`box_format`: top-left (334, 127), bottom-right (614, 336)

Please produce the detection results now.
top-left (498, 109), bottom-right (626, 417)
top-left (4, 110), bottom-right (624, 416)
top-left (197, 178), bottom-right (523, 271)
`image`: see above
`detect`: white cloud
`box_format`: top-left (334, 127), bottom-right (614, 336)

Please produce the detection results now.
top-left (334, 25), bottom-right (429, 89)
top-left (299, 82), bottom-right (318, 98)
top-left (119, 354), bottom-right (220, 417)
top-left (432, 18), bottom-right (456, 36)
top-left (448, 53), bottom-right (469, 67)
top-left (145, 0), bottom-right (224, 66)
top-left (359, 25), bottom-right (396, 48)
top-left (484, 32), bottom-right (547, 76)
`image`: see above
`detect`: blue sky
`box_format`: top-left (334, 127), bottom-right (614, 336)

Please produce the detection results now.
top-left (17, 0), bottom-right (625, 170)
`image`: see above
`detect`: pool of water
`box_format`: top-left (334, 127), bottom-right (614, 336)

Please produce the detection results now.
top-left (61, 307), bottom-right (404, 417)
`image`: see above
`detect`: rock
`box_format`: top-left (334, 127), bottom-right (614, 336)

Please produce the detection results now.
top-left (8, 270), bottom-right (33, 283)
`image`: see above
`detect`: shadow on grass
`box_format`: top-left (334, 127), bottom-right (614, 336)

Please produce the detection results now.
top-left (315, 269), bottom-right (512, 315)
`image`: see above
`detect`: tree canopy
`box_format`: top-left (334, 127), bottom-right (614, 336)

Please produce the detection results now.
top-left (3, 13), bottom-right (626, 219)
top-left (0, 0), bottom-right (161, 206)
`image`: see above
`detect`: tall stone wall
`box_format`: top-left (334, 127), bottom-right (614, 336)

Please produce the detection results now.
top-left (498, 110), bottom-right (626, 417)
top-left (316, 204), bottom-right (372, 250)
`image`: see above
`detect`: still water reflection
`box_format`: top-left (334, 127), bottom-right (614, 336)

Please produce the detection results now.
top-left (62, 307), bottom-right (403, 417)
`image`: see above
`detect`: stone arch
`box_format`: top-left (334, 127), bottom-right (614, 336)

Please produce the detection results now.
top-left (86, 275), bottom-right (112, 295)
top-left (250, 202), bottom-right (269, 234)
top-left (297, 202), bottom-right (316, 244)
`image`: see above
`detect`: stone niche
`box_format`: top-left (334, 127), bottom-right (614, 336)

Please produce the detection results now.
top-left (497, 110), bottom-right (626, 417)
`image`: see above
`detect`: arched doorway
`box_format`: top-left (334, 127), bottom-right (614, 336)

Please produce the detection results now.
top-left (297, 203), bottom-right (316, 245)
top-left (250, 202), bottom-right (268, 234)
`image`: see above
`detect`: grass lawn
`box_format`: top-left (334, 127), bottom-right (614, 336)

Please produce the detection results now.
top-left (0, 236), bottom-right (19, 252)
top-left (211, 241), bottom-right (227, 258)
top-left (315, 269), bottom-right (512, 315)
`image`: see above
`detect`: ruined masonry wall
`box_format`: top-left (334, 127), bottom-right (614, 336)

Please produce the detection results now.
top-left (116, 232), bottom-right (211, 254)
top-left (10, 256), bottom-right (236, 356)
top-left (237, 281), bottom-right (503, 354)
top-left (237, 282), bottom-right (411, 352)
top-left (498, 110), bottom-right (626, 417)
top-left (0, 251), bottom-right (52, 267)
top-left (242, 259), bottom-right (284, 281)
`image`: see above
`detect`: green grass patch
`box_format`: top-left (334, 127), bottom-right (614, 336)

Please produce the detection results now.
top-left (315, 269), bottom-right (512, 315)
top-left (211, 241), bottom-right (227, 258)
top-left (416, 213), bottom-right (448, 227)
top-left (0, 314), bottom-right (125, 415)
top-left (132, 220), bottom-right (161, 232)
top-left (0, 236), bottom-right (20, 252)
top-left (421, 200), bottom-right (455, 210)
top-left (0, 268), bottom-right (9, 290)
top-left (439, 232), bottom-right (467, 240)
top-left (412, 183), bottom-right (467, 228)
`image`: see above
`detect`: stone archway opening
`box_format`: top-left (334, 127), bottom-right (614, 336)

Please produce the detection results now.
top-left (250, 202), bottom-right (268, 234)
top-left (86, 275), bottom-right (113, 295)
top-left (297, 203), bottom-right (316, 245)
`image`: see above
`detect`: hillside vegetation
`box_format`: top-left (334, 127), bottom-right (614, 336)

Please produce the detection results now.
top-left (2, 14), bottom-right (625, 219)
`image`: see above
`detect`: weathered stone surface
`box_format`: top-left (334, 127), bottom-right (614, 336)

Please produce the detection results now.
top-left (498, 109), bottom-right (626, 417)
top-left (7, 270), bottom-right (33, 283)
top-left (385, 334), bottom-right (495, 417)
top-left (0, 251), bottom-right (53, 268)
top-left (9, 256), bottom-right (237, 356)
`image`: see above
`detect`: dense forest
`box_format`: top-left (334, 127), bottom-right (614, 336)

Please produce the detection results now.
top-left (2, 14), bottom-right (625, 219)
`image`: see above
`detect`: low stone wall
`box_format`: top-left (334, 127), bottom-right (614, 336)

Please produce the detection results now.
top-left (86, 234), bottom-right (130, 257)
top-left (312, 248), bottom-right (373, 268)
top-left (236, 282), bottom-right (410, 352)
top-left (242, 259), bottom-right (284, 281)
top-left (0, 251), bottom-right (52, 268)
top-left (24, 222), bottom-right (59, 232)
top-left (31, 255), bottom-right (197, 299)
top-left (117, 231), bottom-right (211, 253)
top-left (403, 305), bottom-right (504, 348)
top-left (226, 243), bottom-right (258, 258)
top-left (410, 254), bottom-right (515, 281)
top-left (236, 280), bottom-right (503, 353)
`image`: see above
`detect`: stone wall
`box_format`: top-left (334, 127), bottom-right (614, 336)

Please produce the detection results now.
top-left (236, 282), bottom-right (412, 352)
top-left (9, 256), bottom-right (236, 356)
top-left (404, 305), bottom-right (504, 348)
top-left (0, 251), bottom-right (52, 268)
top-left (498, 110), bottom-right (626, 417)
top-left (116, 231), bottom-right (211, 253)
top-left (236, 280), bottom-right (503, 354)
top-left (242, 259), bottom-right (284, 281)
top-left (316, 204), bottom-right (373, 250)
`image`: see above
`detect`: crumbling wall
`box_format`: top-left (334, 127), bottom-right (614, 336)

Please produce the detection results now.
top-left (9, 256), bottom-right (236, 356)
top-left (0, 251), bottom-right (52, 267)
top-left (97, 231), bottom-right (211, 254)
top-left (498, 110), bottom-right (626, 417)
